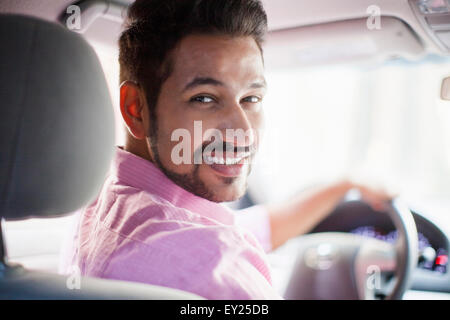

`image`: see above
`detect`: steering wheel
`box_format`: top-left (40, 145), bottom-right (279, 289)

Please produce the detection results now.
top-left (283, 198), bottom-right (418, 300)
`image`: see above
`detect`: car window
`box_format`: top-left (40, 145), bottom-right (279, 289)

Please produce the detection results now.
top-left (247, 57), bottom-right (450, 208)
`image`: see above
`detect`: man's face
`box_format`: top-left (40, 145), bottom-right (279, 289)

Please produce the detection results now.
top-left (145, 34), bottom-right (266, 202)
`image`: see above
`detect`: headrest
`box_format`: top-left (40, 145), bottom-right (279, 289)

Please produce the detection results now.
top-left (0, 14), bottom-right (115, 220)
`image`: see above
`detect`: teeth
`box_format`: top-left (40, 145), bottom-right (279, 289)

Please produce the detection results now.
top-left (225, 157), bottom-right (241, 165)
top-left (204, 155), bottom-right (249, 165)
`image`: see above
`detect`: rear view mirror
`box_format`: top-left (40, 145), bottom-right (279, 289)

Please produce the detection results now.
top-left (441, 76), bottom-right (450, 101)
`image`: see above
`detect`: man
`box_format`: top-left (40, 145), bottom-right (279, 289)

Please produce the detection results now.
top-left (66, 0), bottom-right (391, 299)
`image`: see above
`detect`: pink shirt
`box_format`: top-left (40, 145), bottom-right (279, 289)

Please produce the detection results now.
top-left (65, 147), bottom-right (281, 299)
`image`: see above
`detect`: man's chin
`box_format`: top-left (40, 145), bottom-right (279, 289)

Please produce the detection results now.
top-left (154, 164), bottom-right (246, 203)
top-left (206, 190), bottom-right (246, 203)
top-left (205, 181), bottom-right (248, 203)
top-left (202, 164), bottom-right (251, 202)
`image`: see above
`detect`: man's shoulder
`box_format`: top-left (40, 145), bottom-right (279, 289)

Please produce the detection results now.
top-left (101, 211), bottom-right (263, 298)
top-left (97, 182), bottom-right (236, 244)
top-left (101, 200), bottom-right (246, 277)
top-left (80, 184), bottom-right (243, 275)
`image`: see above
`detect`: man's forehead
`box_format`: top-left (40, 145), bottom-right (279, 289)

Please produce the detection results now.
top-left (171, 34), bottom-right (265, 86)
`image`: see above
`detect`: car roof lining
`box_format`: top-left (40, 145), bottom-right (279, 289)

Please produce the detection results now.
top-left (0, 0), bottom-right (448, 63)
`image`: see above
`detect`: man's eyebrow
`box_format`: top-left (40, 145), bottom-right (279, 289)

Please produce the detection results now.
top-left (249, 79), bottom-right (267, 89)
top-left (183, 77), bottom-right (224, 92)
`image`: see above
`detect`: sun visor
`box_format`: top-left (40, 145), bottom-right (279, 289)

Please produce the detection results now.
top-left (264, 17), bottom-right (425, 69)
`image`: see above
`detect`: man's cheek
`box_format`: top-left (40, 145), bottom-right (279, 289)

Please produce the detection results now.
top-left (160, 140), bottom-right (192, 172)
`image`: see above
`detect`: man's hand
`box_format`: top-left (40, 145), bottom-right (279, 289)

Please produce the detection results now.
top-left (352, 182), bottom-right (397, 212)
top-left (266, 179), bottom-right (396, 250)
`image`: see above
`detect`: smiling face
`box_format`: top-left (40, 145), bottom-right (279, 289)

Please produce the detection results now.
top-left (143, 34), bottom-right (266, 202)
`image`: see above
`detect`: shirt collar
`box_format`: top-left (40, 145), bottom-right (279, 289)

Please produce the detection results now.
top-left (111, 147), bottom-right (235, 225)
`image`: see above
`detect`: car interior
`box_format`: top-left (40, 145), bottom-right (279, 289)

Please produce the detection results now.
top-left (0, 0), bottom-right (449, 300)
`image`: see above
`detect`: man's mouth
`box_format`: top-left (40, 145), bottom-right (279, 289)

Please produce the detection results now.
top-left (203, 151), bottom-right (251, 177)
top-left (204, 151), bottom-right (251, 165)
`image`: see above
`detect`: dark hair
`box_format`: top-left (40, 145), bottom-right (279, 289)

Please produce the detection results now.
top-left (118, 0), bottom-right (268, 112)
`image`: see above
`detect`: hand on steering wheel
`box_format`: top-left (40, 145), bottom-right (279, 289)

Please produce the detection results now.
top-left (283, 198), bottom-right (418, 300)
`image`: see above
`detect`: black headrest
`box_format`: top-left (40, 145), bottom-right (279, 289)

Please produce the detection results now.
top-left (0, 14), bottom-right (115, 220)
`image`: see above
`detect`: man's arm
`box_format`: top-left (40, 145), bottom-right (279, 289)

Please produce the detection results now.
top-left (266, 180), bottom-right (394, 250)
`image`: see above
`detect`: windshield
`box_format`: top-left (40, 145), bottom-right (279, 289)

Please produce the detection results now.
top-left (248, 56), bottom-right (450, 209)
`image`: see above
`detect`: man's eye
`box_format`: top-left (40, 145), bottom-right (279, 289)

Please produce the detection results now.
top-left (242, 96), bottom-right (261, 103)
top-left (190, 95), bottom-right (215, 103)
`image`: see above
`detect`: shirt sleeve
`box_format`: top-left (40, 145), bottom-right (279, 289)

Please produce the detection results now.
top-left (101, 224), bottom-right (281, 300)
top-left (234, 205), bottom-right (272, 253)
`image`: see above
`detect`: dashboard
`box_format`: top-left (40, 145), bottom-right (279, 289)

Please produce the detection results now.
top-left (308, 200), bottom-right (450, 292)
top-left (350, 226), bottom-right (447, 274)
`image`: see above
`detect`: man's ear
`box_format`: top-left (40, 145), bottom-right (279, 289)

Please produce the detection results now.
top-left (120, 81), bottom-right (147, 140)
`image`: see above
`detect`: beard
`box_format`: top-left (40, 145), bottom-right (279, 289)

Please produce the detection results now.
top-left (147, 126), bottom-right (252, 203)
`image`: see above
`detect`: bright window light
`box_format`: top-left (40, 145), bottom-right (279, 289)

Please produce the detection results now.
top-left (250, 57), bottom-right (450, 214)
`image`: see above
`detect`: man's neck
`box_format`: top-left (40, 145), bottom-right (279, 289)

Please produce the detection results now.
top-left (123, 135), bottom-right (154, 163)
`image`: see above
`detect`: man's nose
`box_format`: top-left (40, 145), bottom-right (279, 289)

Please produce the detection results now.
top-left (219, 102), bottom-right (255, 147)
